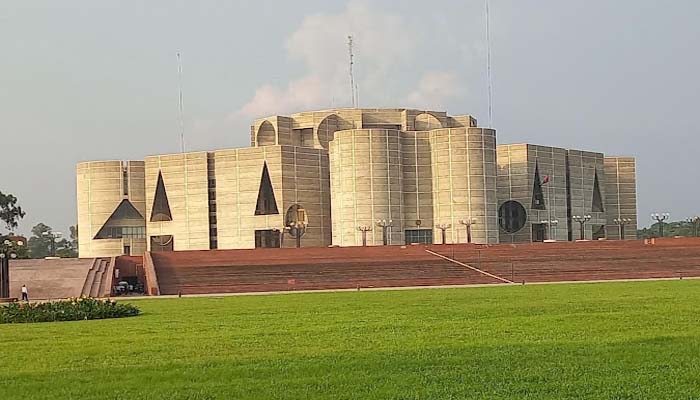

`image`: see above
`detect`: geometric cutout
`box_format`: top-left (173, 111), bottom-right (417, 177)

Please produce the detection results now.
top-left (532, 162), bottom-right (546, 210)
top-left (94, 200), bottom-right (145, 239)
top-left (150, 171), bottom-right (172, 222)
top-left (592, 171), bottom-right (604, 212)
top-left (150, 235), bottom-right (174, 252)
top-left (499, 200), bottom-right (528, 233)
top-left (254, 162), bottom-right (279, 215)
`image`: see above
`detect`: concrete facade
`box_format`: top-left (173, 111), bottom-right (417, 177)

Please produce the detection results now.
top-left (77, 108), bottom-right (638, 257)
top-left (76, 160), bottom-right (146, 257)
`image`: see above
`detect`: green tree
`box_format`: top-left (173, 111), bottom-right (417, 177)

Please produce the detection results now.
top-left (0, 191), bottom-right (25, 233)
top-left (637, 219), bottom-right (700, 239)
top-left (27, 223), bottom-right (54, 259)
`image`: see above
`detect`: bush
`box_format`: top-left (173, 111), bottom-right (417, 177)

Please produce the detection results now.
top-left (0, 297), bottom-right (141, 324)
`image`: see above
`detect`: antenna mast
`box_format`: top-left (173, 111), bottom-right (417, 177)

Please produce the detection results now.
top-left (177, 52), bottom-right (185, 153)
top-left (485, 0), bottom-right (493, 128)
top-left (348, 35), bottom-right (356, 108)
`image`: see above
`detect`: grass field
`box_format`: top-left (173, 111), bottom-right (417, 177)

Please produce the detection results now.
top-left (1, 280), bottom-right (700, 399)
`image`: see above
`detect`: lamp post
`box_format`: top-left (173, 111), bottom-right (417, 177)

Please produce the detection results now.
top-left (459, 218), bottom-right (477, 244)
top-left (572, 215), bottom-right (591, 241)
top-left (1, 238), bottom-right (24, 299)
top-left (613, 217), bottom-right (633, 240)
top-left (437, 223), bottom-right (451, 245)
top-left (651, 213), bottom-right (670, 238)
top-left (540, 219), bottom-right (559, 241)
top-left (287, 221), bottom-right (307, 248)
top-left (375, 219), bottom-right (392, 246)
top-left (358, 225), bottom-right (372, 246)
top-left (687, 216), bottom-right (700, 237)
top-left (42, 230), bottom-right (62, 257)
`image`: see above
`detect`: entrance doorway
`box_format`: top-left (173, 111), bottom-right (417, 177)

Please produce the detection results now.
top-left (255, 230), bottom-right (281, 248)
top-left (532, 224), bottom-right (546, 242)
top-left (123, 245), bottom-right (131, 255)
top-left (592, 225), bottom-right (606, 240)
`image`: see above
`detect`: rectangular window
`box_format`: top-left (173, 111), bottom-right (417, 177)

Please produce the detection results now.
top-left (405, 229), bottom-right (433, 244)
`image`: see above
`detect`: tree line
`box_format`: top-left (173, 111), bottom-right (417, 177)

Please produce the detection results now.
top-left (1, 190), bottom-right (78, 259)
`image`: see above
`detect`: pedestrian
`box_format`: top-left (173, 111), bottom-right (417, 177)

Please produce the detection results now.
top-left (21, 284), bottom-right (28, 301)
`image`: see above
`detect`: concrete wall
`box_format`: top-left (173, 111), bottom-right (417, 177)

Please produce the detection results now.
top-left (330, 129), bottom-right (405, 246)
top-left (145, 152), bottom-right (210, 251)
top-left (566, 150), bottom-right (607, 240)
top-left (77, 160), bottom-right (146, 258)
top-left (604, 157), bottom-right (638, 239)
top-left (430, 128), bottom-right (498, 244)
top-left (497, 144), bottom-right (569, 242)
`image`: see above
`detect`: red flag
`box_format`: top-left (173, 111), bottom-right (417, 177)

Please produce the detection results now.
top-left (542, 175), bottom-right (550, 184)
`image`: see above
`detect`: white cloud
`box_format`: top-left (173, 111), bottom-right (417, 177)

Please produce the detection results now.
top-left (234, 1), bottom-right (466, 120)
top-left (406, 71), bottom-right (461, 110)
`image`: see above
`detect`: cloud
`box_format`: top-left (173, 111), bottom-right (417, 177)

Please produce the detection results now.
top-left (406, 71), bottom-right (461, 110)
top-left (234, 1), bottom-right (465, 120)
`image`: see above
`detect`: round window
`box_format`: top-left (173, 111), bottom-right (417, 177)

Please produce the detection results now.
top-left (499, 201), bottom-right (527, 233)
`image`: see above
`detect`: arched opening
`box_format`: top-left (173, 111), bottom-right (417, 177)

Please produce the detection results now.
top-left (414, 113), bottom-right (442, 131)
top-left (499, 200), bottom-right (527, 233)
top-left (316, 114), bottom-right (340, 149)
top-left (256, 121), bottom-right (276, 146)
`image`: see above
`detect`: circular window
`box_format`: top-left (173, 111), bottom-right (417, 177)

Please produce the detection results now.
top-left (499, 201), bottom-right (527, 233)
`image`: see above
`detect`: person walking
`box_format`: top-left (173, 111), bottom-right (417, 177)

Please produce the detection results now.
top-left (21, 284), bottom-right (28, 302)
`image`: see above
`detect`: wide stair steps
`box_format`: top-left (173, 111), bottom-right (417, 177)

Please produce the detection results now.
top-left (149, 238), bottom-right (700, 296)
top-left (80, 257), bottom-right (114, 298)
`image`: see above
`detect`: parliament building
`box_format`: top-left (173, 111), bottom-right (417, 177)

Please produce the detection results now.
top-left (76, 108), bottom-right (637, 258)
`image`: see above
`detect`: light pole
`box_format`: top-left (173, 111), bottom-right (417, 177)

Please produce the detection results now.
top-left (437, 223), bottom-right (451, 245)
top-left (613, 217), bottom-right (633, 240)
top-left (375, 219), bottom-right (392, 246)
top-left (686, 216), bottom-right (700, 238)
top-left (572, 215), bottom-right (591, 241)
top-left (651, 213), bottom-right (670, 238)
top-left (42, 230), bottom-right (62, 257)
top-left (459, 218), bottom-right (477, 244)
top-left (358, 225), bottom-right (372, 246)
top-left (287, 221), bottom-right (307, 248)
top-left (1, 238), bottom-right (24, 299)
top-left (540, 219), bottom-right (558, 241)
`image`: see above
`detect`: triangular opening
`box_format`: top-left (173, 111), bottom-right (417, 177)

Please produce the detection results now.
top-left (532, 162), bottom-right (546, 210)
top-left (255, 162), bottom-right (279, 215)
top-left (592, 171), bottom-right (604, 212)
top-left (150, 171), bottom-right (172, 222)
top-left (94, 200), bottom-right (145, 239)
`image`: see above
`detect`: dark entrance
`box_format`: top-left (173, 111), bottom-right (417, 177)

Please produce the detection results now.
top-left (592, 225), bottom-right (606, 240)
top-left (255, 230), bottom-right (281, 248)
top-left (532, 224), bottom-right (546, 242)
top-left (405, 229), bottom-right (433, 244)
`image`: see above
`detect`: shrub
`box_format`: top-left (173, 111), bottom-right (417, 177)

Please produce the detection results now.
top-left (0, 297), bottom-right (141, 324)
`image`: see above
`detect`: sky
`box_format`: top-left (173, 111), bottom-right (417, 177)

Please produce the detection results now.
top-left (1, 0), bottom-right (699, 236)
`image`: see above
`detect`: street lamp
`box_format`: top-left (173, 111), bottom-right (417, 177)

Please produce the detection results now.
top-left (287, 221), bottom-right (307, 248)
top-left (1, 238), bottom-right (24, 299)
top-left (436, 223), bottom-right (451, 245)
top-left (459, 218), bottom-right (477, 244)
top-left (42, 230), bottom-right (62, 257)
top-left (357, 225), bottom-right (372, 246)
top-left (687, 216), bottom-right (700, 237)
top-left (651, 213), bottom-right (670, 238)
top-left (375, 219), bottom-right (393, 246)
top-left (540, 219), bottom-right (559, 241)
top-left (613, 217), bottom-right (633, 240)
top-left (572, 215), bottom-right (591, 241)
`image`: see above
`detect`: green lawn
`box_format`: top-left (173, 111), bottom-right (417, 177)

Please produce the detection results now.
top-left (2, 281), bottom-right (700, 399)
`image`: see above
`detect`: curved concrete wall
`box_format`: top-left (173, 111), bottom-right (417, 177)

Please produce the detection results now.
top-left (430, 128), bottom-right (498, 244)
top-left (330, 129), bottom-right (404, 246)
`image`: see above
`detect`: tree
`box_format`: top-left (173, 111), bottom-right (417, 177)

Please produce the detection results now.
top-left (28, 223), bottom-right (54, 259)
top-left (69, 225), bottom-right (78, 252)
top-left (0, 191), bottom-right (25, 233)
